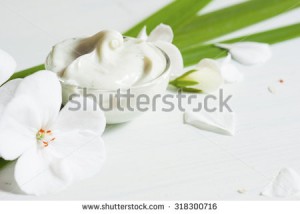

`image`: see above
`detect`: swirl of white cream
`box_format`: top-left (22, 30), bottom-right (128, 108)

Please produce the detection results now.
top-left (46, 30), bottom-right (169, 90)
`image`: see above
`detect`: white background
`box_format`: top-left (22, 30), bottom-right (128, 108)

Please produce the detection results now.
top-left (0, 0), bottom-right (300, 200)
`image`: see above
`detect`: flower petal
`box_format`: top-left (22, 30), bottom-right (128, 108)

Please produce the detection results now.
top-left (12, 70), bottom-right (62, 127)
top-left (137, 26), bottom-right (148, 41)
top-left (187, 59), bottom-right (223, 93)
top-left (46, 96), bottom-right (106, 182)
top-left (0, 49), bottom-right (16, 85)
top-left (216, 42), bottom-right (272, 65)
top-left (14, 147), bottom-right (72, 196)
top-left (0, 79), bottom-right (22, 117)
top-left (53, 95), bottom-right (106, 135)
top-left (48, 132), bottom-right (105, 182)
top-left (184, 110), bottom-right (235, 136)
top-left (13, 96), bottom-right (106, 195)
top-left (195, 58), bottom-right (220, 71)
top-left (261, 168), bottom-right (300, 198)
top-left (0, 96), bottom-right (42, 160)
top-left (0, 71), bottom-right (62, 160)
top-left (148, 24), bottom-right (174, 43)
top-left (154, 41), bottom-right (183, 77)
top-left (220, 54), bottom-right (243, 83)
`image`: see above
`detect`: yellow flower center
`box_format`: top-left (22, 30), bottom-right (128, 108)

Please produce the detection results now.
top-left (36, 129), bottom-right (55, 147)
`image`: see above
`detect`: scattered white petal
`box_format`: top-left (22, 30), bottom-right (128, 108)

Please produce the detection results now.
top-left (261, 168), bottom-right (300, 198)
top-left (216, 42), bottom-right (272, 65)
top-left (184, 110), bottom-right (235, 136)
top-left (0, 49), bottom-right (16, 85)
top-left (148, 24), bottom-right (174, 43)
top-left (267, 79), bottom-right (287, 95)
top-left (237, 189), bottom-right (246, 194)
top-left (137, 26), bottom-right (148, 41)
top-left (220, 54), bottom-right (243, 83)
top-left (268, 86), bottom-right (277, 94)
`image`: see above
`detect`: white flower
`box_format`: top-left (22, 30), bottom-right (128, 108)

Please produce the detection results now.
top-left (216, 42), bottom-right (272, 65)
top-left (170, 59), bottom-right (223, 93)
top-left (0, 71), bottom-right (106, 195)
top-left (0, 49), bottom-right (16, 85)
top-left (137, 24), bottom-right (184, 76)
top-left (220, 54), bottom-right (243, 83)
top-left (0, 79), bottom-right (22, 118)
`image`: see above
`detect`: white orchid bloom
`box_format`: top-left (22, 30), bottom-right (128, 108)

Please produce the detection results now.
top-left (0, 71), bottom-right (106, 195)
top-left (170, 59), bottom-right (223, 93)
top-left (216, 42), bottom-right (272, 65)
top-left (0, 49), bottom-right (16, 85)
top-left (137, 24), bottom-right (184, 76)
top-left (220, 54), bottom-right (243, 83)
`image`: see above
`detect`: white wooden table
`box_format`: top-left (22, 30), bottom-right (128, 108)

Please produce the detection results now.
top-left (0, 0), bottom-right (300, 200)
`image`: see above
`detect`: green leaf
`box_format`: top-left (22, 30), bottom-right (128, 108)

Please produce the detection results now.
top-left (170, 79), bottom-right (199, 87)
top-left (11, 0), bottom-right (212, 80)
top-left (181, 23), bottom-right (300, 66)
top-left (226, 23), bottom-right (300, 44)
top-left (170, 69), bottom-right (200, 90)
top-left (181, 87), bottom-right (202, 93)
top-left (9, 0), bottom-right (300, 77)
top-left (0, 158), bottom-right (10, 170)
top-left (171, 69), bottom-right (198, 83)
top-left (174, 0), bottom-right (300, 50)
top-left (124, 0), bottom-right (212, 37)
top-left (9, 64), bottom-right (45, 80)
top-left (177, 69), bottom-right (198, 78)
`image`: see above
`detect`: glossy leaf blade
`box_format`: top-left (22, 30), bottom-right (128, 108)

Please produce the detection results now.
top-left (9, 64), bottom-right (44, 80)
top-left (182, 23), bottom-right (300, 66)
top-left (174, 0), bottom-right (300, 49)
top-left (124, 0), bottom-right (212, 37)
